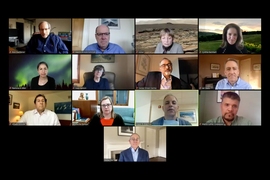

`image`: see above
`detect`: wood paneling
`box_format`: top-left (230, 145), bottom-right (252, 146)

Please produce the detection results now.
top-left (72, 100), bottom-right (98, 119)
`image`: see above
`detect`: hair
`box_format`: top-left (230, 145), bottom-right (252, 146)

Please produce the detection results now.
top-left (159, 28), bottom-right (174, 39)
top-left (163, 94), bottom-right (178, 104)
top-left (95, 24), bottom-right (110, 34)
top-left (37, 61), bottom-right (48, 70)
top-left (225, 58), bottom-right (239, 67)
top-left (159, 57), bottom-right (172, 66)
top-left (99, 96), bottom-right (115, 118)
top-left (129, 133), bottom-right (140, 140)
top-left (92, 65), bottom-right (105, 77)
top-left (220, 23), bottom-right (244, 50)
top-left (221, 91), bottom-right (240, 102)
top-left (34, 94), bottom-right (47, 104)
top-left (38, 21), bottom-right (51, 30)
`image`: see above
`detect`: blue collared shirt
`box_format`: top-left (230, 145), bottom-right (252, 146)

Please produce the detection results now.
top-left (83, 43), bottom-right (125, 54)
top-left (130, 147), bottom-right (139, 162)
top-left (215, 77), bottom-right (252, 90)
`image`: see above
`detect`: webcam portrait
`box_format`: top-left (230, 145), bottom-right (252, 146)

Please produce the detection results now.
top-left (9, 90), bottom-right (72, 126)
top-left (9, 54), bottom-right (72, 90)
top-left (72, 90), bottom-right (134, 127)
top-left (72, 54), bottom-right (135, 90)
top-left (8, 18), bottom-right (72, 54)
top-left (199, 54), bottom-right (261, 90)
top-left (135, 90), bottom-right (199, 126)
top-left (72, 18), bottom-right (134, 54)
top-left (104, 126), bottom-right (166, 162)
top-left (135, 18), bottom-right (198, 54)
top-left (136, 54), bottom-right (198, 90)
top-left (199, 91), bottom-right (261, 126)
top-left (199, 18), bottom-right (261, 54)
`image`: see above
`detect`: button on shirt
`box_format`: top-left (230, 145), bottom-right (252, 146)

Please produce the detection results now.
top-left (160, 75), bottom-right (172, 89)
top-left (131, 147), bottom-right (139, 162)
top-left (215, 77), bottom-right (252, 89)
top-left (19, 109), bottom-right (60, 125)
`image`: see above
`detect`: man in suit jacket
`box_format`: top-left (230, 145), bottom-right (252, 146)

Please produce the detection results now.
top-left (136, 57), bottom-right (190, 89)
top-left (118, 133), bottom-right (149, 162)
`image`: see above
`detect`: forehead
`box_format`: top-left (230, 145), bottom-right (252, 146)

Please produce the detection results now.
top-left (39, 22), bottom-right (49, 29)
top-left (131, 134), bottom-right (139, 139)
top-left (227, 28), bottom-right (237, 33)
top-left (38, 64), bottom-right (47, 68)
top-left (36, 96), bottom-right (45, 101)
top-left (164, 95), bottom-right (177, 101)
top-left (225, 61), bottom-right (238, 67)
top-left (222, 97), bottom-right (239, 105)
top-left (101, 99), bottom-right (110, 104)
top-left (97, 26), bottom-right (109, 32)
top-left (160, 59), bottom-right (170, 64)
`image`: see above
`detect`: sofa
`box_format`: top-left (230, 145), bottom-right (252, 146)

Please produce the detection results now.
top-left (113, 107), bottom-right (135, 126)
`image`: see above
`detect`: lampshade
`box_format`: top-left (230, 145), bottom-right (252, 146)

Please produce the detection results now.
top-left (19, 111), bottom-right (23, 116)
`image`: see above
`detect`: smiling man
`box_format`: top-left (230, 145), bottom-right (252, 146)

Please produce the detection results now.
top-left (205, 91), bottom-right (252, 126)
top-left (18, 94), bottom-right (60, 125)
top-left (118, 133), bottom-right (149, 162)
top-left (215, 58), bottom-right (252, 89)
top-left (151, 94), bottom-right (191, 126)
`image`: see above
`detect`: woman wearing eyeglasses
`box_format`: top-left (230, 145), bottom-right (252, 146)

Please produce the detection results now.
top-left (89, 96), bottom-right (125, 126)
top-left (83, 65), bottom-right (110, 90)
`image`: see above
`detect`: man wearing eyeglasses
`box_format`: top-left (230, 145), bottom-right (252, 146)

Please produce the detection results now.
top-left (118, 133), bottom-right (149, 162)
top-left (25, 21), bottom-right (69, 54)
top-left (83, 24), bottom-right (125, 54)
top-left (136, 58), bottom-right (182, 89)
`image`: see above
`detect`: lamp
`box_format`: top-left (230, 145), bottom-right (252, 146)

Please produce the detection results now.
top-left (19, 110), bottom-right (23, 117)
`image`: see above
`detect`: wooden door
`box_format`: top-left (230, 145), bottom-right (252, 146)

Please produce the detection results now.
top-left (72, 18), bottom-right (84, 51)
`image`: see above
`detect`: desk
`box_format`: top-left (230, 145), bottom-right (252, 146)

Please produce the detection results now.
top-left (72, 120), bottom-right (89, 126)
top-left (9, 46), bottom-right (17, 52)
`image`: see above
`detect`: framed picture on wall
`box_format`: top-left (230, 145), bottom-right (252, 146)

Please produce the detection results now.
top-left (136, 55), bottom-right (150, 76)
top-left (91, 55), bottom-right (115, 63)
top-left (118, 126), bottom-right (135, 136)
top-left (99, 18), bottom-right (120, 29)
top-left (179, 109), bottom-right (197, 123)
top-left (13, 102), bottom-right (20, 109)
top-left (217, 90), bottom-right (239, 103)
top-left (9, 94), bottom-right (12, 105)
top-left (210, 63), bottom-right (220, 70)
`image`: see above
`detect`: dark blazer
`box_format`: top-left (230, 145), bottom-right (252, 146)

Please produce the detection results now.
top-left (118, 147), bottom-right (149, 162)
top-left (30, 75), bottom-right (56, 89)
top-left (136, 71), bottom-right (184, 89)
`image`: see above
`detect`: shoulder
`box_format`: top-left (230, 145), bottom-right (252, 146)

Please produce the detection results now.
top-left (47, 76), bottom-right (55, 80)
top-left (32, 76), bottom-right (39, 80)
top-left (147, 71), bottom-right (160, 76)
top-left (151, 117), bottom-right (163, 125)
top-left (139, 148), bottom-right (148, 153)
top-left (216, 47), bottom-right (223, 53)
top-left (102, 78), bottom-right (109, 82)
top-left (171, 75), bottom-right (180, 80)
top-left (178, 118), bottom-right (192, 125)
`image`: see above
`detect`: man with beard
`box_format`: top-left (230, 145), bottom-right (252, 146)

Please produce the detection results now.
top-left (136, 58), bottom-right (185, 89)
top-left (18, 94), bottom-right (60, 125)
top-left (118, 133), bottom-right (149, 162)
top-left (215, 58), bottom-right (252, 89)
top-left (151, 94), bottom-right (192, 125)
top-left (205, 91), bottom-right (252, 126)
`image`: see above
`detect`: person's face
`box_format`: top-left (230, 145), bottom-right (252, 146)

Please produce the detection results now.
top-left (35, 96), bottom-right (46, 111)
top-left (95, 25), bottom-right (110, 49)
top-left (221, 97), bottom-right (239, 121)
top-left (101, 99), bottom-right (112, 115)
top-left (159, 59), bottom-right (172, 76)
top-left (226, 28), bottom-right (238, 45)
top-left (162, 95), bottom-right (179, 117)
top-left (161, 33), bottom-right (173, 47)
top-left (129, 134), bottom-right (140, 149)
top-left (94, 69), bottom-right (103, 78)
top-left (38, 64), bottom-right (48, 78)
top-left (39, 22), bottom-right (50, 38)
top-left (224, 61), bottom-right (239, 83)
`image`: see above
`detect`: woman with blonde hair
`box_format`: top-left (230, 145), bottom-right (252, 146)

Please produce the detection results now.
top-left (89, 96), bottom-right (125, 126)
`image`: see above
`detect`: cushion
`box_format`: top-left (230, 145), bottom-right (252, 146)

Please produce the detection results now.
top-left (122, 116), bottom-right (134, 123)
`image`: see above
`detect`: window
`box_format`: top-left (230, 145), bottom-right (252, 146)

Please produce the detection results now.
top-left (72, 54), bottom-right (80, 83)
top-left (98, 90), bottom-right (129, 106)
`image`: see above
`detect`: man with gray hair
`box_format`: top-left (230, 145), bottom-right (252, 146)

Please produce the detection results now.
top-left (151, 94), bottom-right (192, 126)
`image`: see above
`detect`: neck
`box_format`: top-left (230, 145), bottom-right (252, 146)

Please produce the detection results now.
top-left (164, 115), bottom-right (176, 120)
top-left (223, 118), bottom-right (232, 126)
top-left (37, 109), bottom-right (45, 114)
top-left (103, 113), bottom-right (111, 119)
top-left (39, 76), bottom-right (47, 80)
top-left (94, 77), bottom-right (100, 82)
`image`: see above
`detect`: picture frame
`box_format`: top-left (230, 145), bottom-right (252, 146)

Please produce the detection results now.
top-left (253, 63), bottom-right (261, 71)
top-left (91, 55), bottom-right (115, 63)
top-left (99, 18), bottom-right (120, 29)
top-left (179, 109), bottom-right (197, 123)
top-left (9, 94), bottom-right (12, 105)
top-left (210, 63), bottom-right (220, 70)
top-left (136, 55), bottom-right (150, 76)
top-left (54, 102), bottom-right (72, 114)
top-left (13, 102), bottom-right (20, 109)
top-left (217, 90), bottom-right (239, 103)
top-left (118, 126), bottom-right (135, 136)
